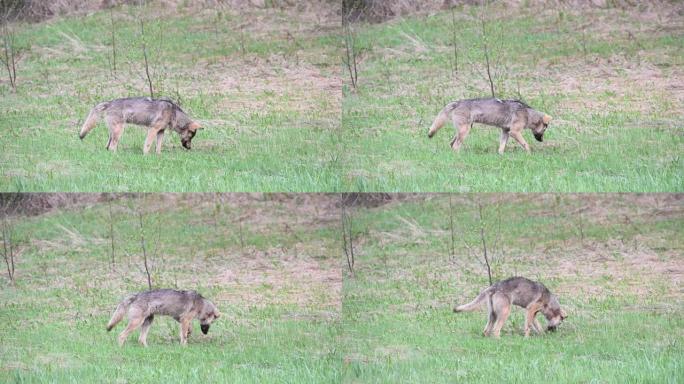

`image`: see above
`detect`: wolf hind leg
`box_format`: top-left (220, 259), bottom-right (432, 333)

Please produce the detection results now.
top-left (107, 121), bottom-right (124, 152)
top-left (483, 295), bottom-right (497, 336)
top-left (138, 315), bottom-right (154, 347)
top-left (490, 293), bottom-right (511, 338)
top-left (450, 122), bottom-right (471, 152)
top-left (483, 310), bottom-right (497, 336)
top-left (118, 313), bottom-right (144, 346)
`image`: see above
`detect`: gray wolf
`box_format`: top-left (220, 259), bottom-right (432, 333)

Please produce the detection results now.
top-left (453, 277), bottom-right (567, 338)
top-left (106, 289), bottom-right (220, 346)
top-left (427, 98), bottom-right (552, 153)
top-left (79, 97), bottom-right (202, 154)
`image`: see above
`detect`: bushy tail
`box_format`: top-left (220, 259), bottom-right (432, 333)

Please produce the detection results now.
top-left (453, 288), bottom-right (491, 312)
top-left (106, 294), bottom-right (135, 331)
top-left (79, 102), bottom-right (108, 140)
top-left (427, 105), bottom-right (451, 138)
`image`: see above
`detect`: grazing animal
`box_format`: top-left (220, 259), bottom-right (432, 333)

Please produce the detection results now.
top-left (79, 97), bottom-right (202, 154)
top-left (106, 289), bottom-right (220, 346)
top-left (427, 98), bottom-right (552, 153)
top-left (453, 277), bottom-right (567, 338)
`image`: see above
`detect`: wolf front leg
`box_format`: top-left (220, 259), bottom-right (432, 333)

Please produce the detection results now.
top-left (532, 318), bottom-right (544, 335)
top-left (155, 130), bottom-right (165, 154)
top-left (509, 131), bottom-right (530, 153)
top-left (179, 317), bottom-right (192, 345)
top-left (524, 305), bottom-right (541, 337)
top-left (143, 129), bottom-right (157, 154)
top-left (498, 130), bottom-right (510, 154)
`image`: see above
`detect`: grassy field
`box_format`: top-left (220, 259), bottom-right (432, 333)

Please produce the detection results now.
top-left (0, 193), bottom-right (682, 382)
top-left (340, 194), bottom-right (683, 383)
top-left (341, 4), bottom-right (683, 192)
top-left (0, 3), bottom-right (341, 192)
top-left (0, 194), bottom-right (342, 382)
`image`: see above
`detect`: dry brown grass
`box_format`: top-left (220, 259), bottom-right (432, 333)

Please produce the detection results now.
top-left (5, 0), bottom-right (339, 22)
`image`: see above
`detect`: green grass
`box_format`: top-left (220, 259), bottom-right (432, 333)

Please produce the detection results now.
top-left (341, 5), bottom-right (684, 192)
top-left (0, 195), bottom-right (342, 382)
top-left (340, 194), bottom-right (683, 383)
top-left (0, 5), bottom-right (341, 192)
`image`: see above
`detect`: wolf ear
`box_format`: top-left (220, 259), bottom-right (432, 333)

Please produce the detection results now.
top-left (188, 122), bottom-right (202, 132)
top-left (542, 114), bottom-right (552, 124)
top-left (214, 310), bottom-right (220, 319)
top-left (560, 309), bottom-right (567, 319)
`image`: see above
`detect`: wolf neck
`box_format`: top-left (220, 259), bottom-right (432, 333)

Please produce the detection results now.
top-left (171, 110), bottom-right (192, 132)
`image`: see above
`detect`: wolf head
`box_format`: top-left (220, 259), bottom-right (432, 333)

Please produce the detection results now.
top-left (171, 105), bottom-right (202, 150)
top-left (541, 294), bottom-right (567, 331)
top-left (530, 113), bottom-right (552, 142)
top-left (198, 299), bottom-right (220, 335)
top-left (180, 122), bottom-right (202, 150)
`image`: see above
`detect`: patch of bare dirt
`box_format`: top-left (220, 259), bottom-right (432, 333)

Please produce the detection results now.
top-left (518, 194), bottom-right (684, 227)
top-left (212, 250), bottom-right (342, 311)
top-left (549, 240), bottom-right (682, 299)
top-left (542, 54), bottom-right (684, 118)
top-left (213, 56), bottom-right (342, 117)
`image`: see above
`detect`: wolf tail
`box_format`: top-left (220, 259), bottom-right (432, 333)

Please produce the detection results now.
top-left (453, 287), bottom-right (492, 312)
top-left (427, 104), bottom-right (452, 138)
top-left (79, 102), bottom-right (109, 140)
top-left (106, 294), bottom-right (135, 331)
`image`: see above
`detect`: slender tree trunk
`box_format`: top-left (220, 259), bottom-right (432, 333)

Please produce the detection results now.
top-left (108, 199), bottom-right (115, 271)
top-left (110, 8), bottom-right (117, 75)
top-left (138, 211), bottom-right (152, 290)
top-left (2, 218), bottom-right (15, 284)
top-left (342, 205), bottom-right (354, 276)
top-left (448, 194), bottom-right (455, 260)
top-left (480, 2), bottom-right (495, 98)
top-left (478, 203), bottom-right (493, 285)
top-left (140, 19), bottom-right (154, 98)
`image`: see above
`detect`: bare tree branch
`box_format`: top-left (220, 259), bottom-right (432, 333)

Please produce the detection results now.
top-left (343, 19), bottom-right (359, 90)
top-left (479, 2), bottom-right (496, 98)
top-left (1, 217), bottom-right (15, 285)
top-left (0, 15), bottom-right (21, 92)
top-left (108, 197), bottom-right (116, 271)
top-left (477, 202), bottom-right (493, 285)
top-left (109, 8), bottom-right (117, 76)
top-left (341, 202), bottom-right (355, 276)
top-left (448, 194), bottom-right (455, 261)
top-left (449, 7), bottom-right (459, 79)
top-left (137, 209), bottom-right (152, 290)
top-left (139, 18), bottom-right (154, 98)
